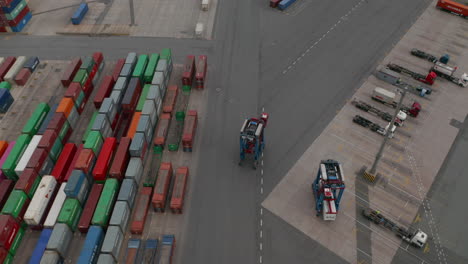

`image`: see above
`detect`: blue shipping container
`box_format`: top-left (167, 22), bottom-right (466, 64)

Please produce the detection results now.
top-left (29, 228), bottom-right (53, 264)
top-left (38, 104), bottom-right (59, 135)
top-left (278, 0), bottom-right (297, 10)
top-left (11, 12), bottom-right (32, 32)
top-left (143, 239), bottom-right (158, 263)
top-left (0, 88), bottom-right (14, 113)
top-left (1, 0), bottom-right (22, 13)
top-left (71, 3), bottom-right (88, 25)
top-left (24, 56), bottom-right (40, 72)
top-left (65, 170), bottom-right (86, 198)
top-left (77, 226), bottom-right (104, 264)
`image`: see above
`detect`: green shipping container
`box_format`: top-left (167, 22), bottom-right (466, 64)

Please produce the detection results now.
top-left (143, 53), bottom-right (160, 83)
top-left (5, 0), bottom-right (26, 20)
top-left (75, 90), bottom-right (85, 109)
top-left (3, 253), bottom-right (13, 264)
top-left (136, 84), bottom-right (151, 112)
top-left (80, 57), bottom-right (96, 74)
top-left (72, 69), bottom-right (89, 86)
top-left (22, 103), bottom-right (50, 136)
top-left (2, 134), bottom-right (32, 180)
top-left (58, 198), bottom-right (82, 232)
top-left (8, 227), bottom-right (25, 256)
top-left (160, 48), bottom-right (172, 60)
top-left (25, 175), bottom-right (42, 199)
top-left (1, 190), bottom-right (29, 219)
top-left (83, 111), bottom-right (98, 143)
top-left (0, 81), bottom-right (12, 90)
top-left (132, 54), bottom-right (149, 80)
top-left (58, 120), bottom-right (71, 142)
top-left (92, 178), bottom-right (119, 227)
top-left (84, 131), bottom-right (103, 156)
top-left (49, 138), bottom-right (63, 162)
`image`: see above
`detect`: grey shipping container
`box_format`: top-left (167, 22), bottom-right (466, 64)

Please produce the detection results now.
top-left (101, 226), bottom-right (124, 262)
top-left (119, 64), bottom-right (133, 79)
top-left (46, 223), bottom-right (73, 258)
top-left (109, 90), bottom-right (123, 108)
top-left (99, 98), bottom-right (117, 125)
top-left (97, 253), bottom-right (116, 264)
top-left (151, 72), bottom-right (166, 99)
top-left (155, 59), bottom-right (168, 79)
top-left (113, 77), bottom-right (128, 93)
top-left (92, 114), bottom-right (112, 139)
top-left (40, 250), bottom-right (63, 264)
top-left (68, 107), bottom-right (79, 130)
top-left (146, 85), bottom-right (161, 106)
top-left (117, 179), bottom-right (137, 207)
top-left (141, 100), bottom-right (158, 129)
top-left (125, 53), bottom-right (137, 65)
top-left (129, 133), bottom-right (145, 158)
top-left (125, 157), bottom-right (143, 185)
top-left (41, 155), bottom-right (55, 176)
top-left (65, 170), bottom-right (89, 205)
top-left (136, 115), bottom-right (153, 145)
top-left (109, 201), bottom-right (130, 234)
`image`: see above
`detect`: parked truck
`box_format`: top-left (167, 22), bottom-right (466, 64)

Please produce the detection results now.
top-left (158, 235), bottom-right (175, 264)
top-left (351, 99), bottom-right (406, 126)
top-left (431, 62), bottom-right (468, 87)
top-left (371, 87), bottom-right (421, 117)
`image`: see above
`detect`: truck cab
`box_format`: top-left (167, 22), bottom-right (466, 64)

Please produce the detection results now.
top-left (410, 230), bottom-right (428, 248)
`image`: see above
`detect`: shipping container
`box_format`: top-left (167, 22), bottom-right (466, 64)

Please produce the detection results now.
top-left (53, 117), bottom-right (72, 144)
top-left (122, 77), bottom-right (142, 113)
top-left (4, 0), bottom-right (26, 20)
top-left (111, 59), bottom-right (125, 82)
top-left (80, 56), bottom-right (95, 74)
top-left (92, 178), bottom-right (119, 227)
top-left (142, 239), bottom-right (158, 264)
top-left (46, 223), bottom-right (72, 259)
top-left (4, 55), bottom-right (26, 82)
top-left (93, 52), bottom-right (104, 66)
top-left (99, 98), bottom-right (117, 126)
top-left (126, 112), bottom-right (141, 139)
top-left (108, 137), bottom-right (131, 180)
top-left (9, 10), bottom-right (31, 31)
top-left (40, 250), bottom-right (63, 264)
top-left (38, 104), bottom-right (59, 135)
top-left (44, 183), bottom-right (67, 228)
top-left (125, 239), bottom-right (142, 264)
top-left (129, 133), bottom-right (147, 159)
top-left (61, 57), bottom-right (82, 87)
top-left (109, 201), bottom-right (130, 234)
top-left (0, 88), bottom-right (14, 113)
top-left (73, 69), bottom-right (89, 87)
top-left (24, 176), bottom-right (57, 226)
top-left (113, 76), bottom-right (128, 93)
top-left (64, 83), bottom-right (84, 110)
top-left (195, 55), bottom-right (208, 89)
top-left (136, 84), bottom-right (151, 112)
top-left (8, 226), bottom-right (24, 256)
top-left (15, 135), bottom-right (42, 176)
top-left (74, 149), bottom-right (96, 176)
top-left (0, 248), bottom-right (9, 264)
top-left (97, 254), bottom-right (116, 264)
top-left (0, 214), bottom-right (20, 251)
top-left (82, 74), bottom-right (94, 99)
top-left (182, 110), bottom-right (198, 152)
top-left (0, 57), bottom-right (16, 82)
top-left (152, 162), bottom-right (173, 212)
top-left (170, 167), bottom-right (189, 214)
top-left (0, 142), bottom-right (15, 180)
top-left (26, 148), bottom-right (54, 177)
top-left (71, 3), bottom-right (88, 25)
top-left (91, 114), bottom-right (112, 139)
top-left (50, 143), bottom-right (76, 183)
top-left (65, 170), bottom-right (90, 205)
top-left (125, 157), bottom-right (143, 184)
top-left (14, 168), bottom-right (40, 199)
top-left (2, 134), bottom-right (32, 180)
top-left (23, 56), bottom-right (40, 73)
top-left (77, 225), bottom-right (104, 264)
top-left (119, 64), bottom-right (133, 79)
top-left (1, 189), bottom-right (30, 222)
top-left (46, 112), bottom-right (66, 136)
top-left (153, 114), bottom-right (171, 152)
top-left (92, 137), bottom-right (116, 181)
top-left (83, 112), bottom-right (98, 143)
top-left (117, 179), bottom-right (136, 208)
top-left (125, 52), bottom-right (137, 65)
top-left (29, 228), bottom-right (53, 264)
top-left (142, 100), bottom-right (158, 129)
top-left (136, 115), bottom-right (154, 145)
top-left (38, 129), bottom-right (62, 162)
top-left (14, 67), bottom-right (31, 85)
top-left (22, 103), bottom-right (50, 136)
top-left (0, 179), bottom-right (14, 209)
top-left (78, 184), bottom-right (103, 233)
top-left (143, 53), bottom-right (160, 84)
top-left (130, 187), bottom-right (151, 234)
top-left (0, 81), bottom-right (11, 90)
top-left (155, 59), bottom-right (169, 81)
top-left (181, 55), bottom-right (195, 86)
top-left (158, 235), bottom-right (175, 264)
top-left (278, 0), bottom-right (296, 10)
top-left (56, 97), bottom-right (76, 119)
top-left (101, 225), bottom-right (123, 262)
top-left (151, 72), bottom-right (167, 99)
top-left (162, 85), bottom-right (177, 115)
top-left (0, 140), bottom-right (8, 160)
top-left (132, 54), bottom-right (148, 80)
top-left (84, 131), bottom-right (103, 156)
top-left (57, 198), bottom-right (82, 232)
top-left (94, 76), bottom-right (115, 108)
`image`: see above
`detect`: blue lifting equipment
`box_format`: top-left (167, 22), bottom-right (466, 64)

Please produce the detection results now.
top-left (239, 113), bottom-right (269, 169)
top-left (312, 159), bottom-right (345, 220)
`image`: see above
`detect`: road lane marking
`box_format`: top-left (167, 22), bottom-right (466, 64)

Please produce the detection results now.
top-left (260, 243), bottom-right (263, 251)
top-left (260, 219), bottom-right (263, 226)
top-left (260, 230), bottom-right (263, 238)
top-left (261, 187), bottom-right (263, 194)
top-left (260, 255), bottom-right (263, 263)
top-left (260, 208), bottom-right (263, 215)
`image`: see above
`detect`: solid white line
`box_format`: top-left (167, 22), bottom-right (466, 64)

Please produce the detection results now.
top-left (262, 107), bottom-right (265, 112)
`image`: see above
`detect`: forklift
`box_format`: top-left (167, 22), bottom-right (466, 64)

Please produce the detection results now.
top-left (239, 113), bottom-right (269, 169)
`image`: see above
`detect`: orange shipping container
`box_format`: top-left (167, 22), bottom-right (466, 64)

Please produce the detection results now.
top-left (163, 85), bottom-right (178, 114)
top-left (74, 148), bottom-right (96, 175)
top-left (126, 112), bottom-right (141, 139)
top-left (56, 98), bottom-right (75, 118)
top-left (0, 141), bottom-right (8, 158)
top-left (170, 167), bottom-right (189, 214)
top-left (182, 110), bottom-right (198, 152)
top-left (153, 114), bottom-right (171, 147)
top-left (152, 162), bottom-right (173, 212)
top-left (130, 187), bottom-right (152, 234)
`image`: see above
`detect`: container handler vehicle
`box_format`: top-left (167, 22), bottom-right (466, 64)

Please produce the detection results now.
top-left (239, 113), bottom-right (268, 169)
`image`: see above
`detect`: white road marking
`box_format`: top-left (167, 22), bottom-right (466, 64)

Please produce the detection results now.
top-left (260, 219), bottom-right (263, 226)
top-left (260, 243), bottom-right (263, 251)
top-left (261, 177), bottom-right (263, 185)
top-left (260, 230), bottom-right (263, 238)
top-left (261, 169), bottom-right (263, 175)
top-left (260, 208), bottom-right (263, 215)
top-left (259, 255), bottom-right (263, 263)
top-left (261, 187), bottom-right (263, 194)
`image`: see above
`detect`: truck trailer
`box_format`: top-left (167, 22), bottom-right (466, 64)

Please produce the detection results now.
top-left (436, 0), bottom-right (468, 18)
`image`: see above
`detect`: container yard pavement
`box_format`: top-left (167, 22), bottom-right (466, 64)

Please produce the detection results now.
top-left (263, 2), bottom-right (468, 264)
top-left (26, 0), bottom-right (217, 38)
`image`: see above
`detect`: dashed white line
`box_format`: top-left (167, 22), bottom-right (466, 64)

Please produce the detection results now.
top-left (260, 208), bottom-right (263, 215)
top-left (260, 230), bottom-right (263, 238)
top-left (261, 177), bottom-right (263, 185)
top-left (261, 169), bottom-right (263, 175)
top-left (260, 255), bottom-right (263, 263)
top-left (260, 187), bottom-right (263, 194)
top-left (260, 219), bottom-right (263, 226)
top-left (260, 243), bottom-right (263, 251)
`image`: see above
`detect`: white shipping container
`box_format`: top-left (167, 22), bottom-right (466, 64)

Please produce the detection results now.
top-left (44, 183), bottom-right (67, 228)
top-left (195, 23), bottom-right (204, 37)
top-left (4, 56), bottom-right (27, 82)
top-left (24, 176), bottom-right (57, 226)
top-left (15, 135), bottom-right (42, 176)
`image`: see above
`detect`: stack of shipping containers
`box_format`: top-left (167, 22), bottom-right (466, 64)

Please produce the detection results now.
top-left (0, 0), bottom-right (32, 33)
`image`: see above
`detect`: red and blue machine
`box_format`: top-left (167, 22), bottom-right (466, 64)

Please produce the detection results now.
top-left (312, 159), bottom-right (345, 221)
top-left (239, 113), bottom-right (269, 169)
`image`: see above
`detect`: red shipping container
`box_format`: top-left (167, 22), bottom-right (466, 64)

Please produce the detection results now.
top-left (0, 141), bottom-right (8, 158)
top-left (163, 86), bottom-right (178, 114)
top-left (38, 129), bottom-right (59, 153)
top-left (0, 0), bottom-right (14, 6)
top-left (64, 82), bottom-right (82, 104)
top-left (64, 144), bottom-right (84, 182)
top-left (0, 56), bottom-right (16, 81)
top-left (0, 27), bottom-right (6, 33)
top-left (153, 114), bottom-right (171, 147)
top-left (93, 75), bottom-right (115, 109)
top-left (112, 59), bottom-right (125, 82)
top-left (0, 215), bottom-right (20, 250)
top-left (7, 5), bottom-right (29, 27)
top-left (92, 52), bottom-right (103, 67)
top-left (152, 162), bottom-right (173, 212)
top-left (61, 57), bottom-right (82, 87)
top-left (78, 183), bottom-right (103, 233)
top-left (82, 75), bottom-right (94, 99)
top-left (14, 168), bottom-right (38, 196)
top-left (182, 110), bottom-right (198, 152)
top-left (170, 167), bottom-right (189, 214)
top-left (25, 148), bottom-right (49, 175)
top-left (47, 112), bottom-right (66, 133)
top-left (74, 149), bottom-right (96, 175)
top-left (108, 137), bottom-right (131, 181)
top-left (130, 187), bottom-right (152, 234)
top-left (14, 68), bottom-right (31, 86)
top-left (92, 137), bottom-right (117, 181)
top-left (51, 143), bottom-right (76, 183)
top-left (0, 179), bottom-right (14, 209)
top-left (181, 55), bottom-right (195, 86)
top-left (0, 247), bottom-right (7, 263)
top-left (195, 55), bottom-right (208, 89)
